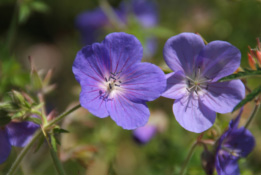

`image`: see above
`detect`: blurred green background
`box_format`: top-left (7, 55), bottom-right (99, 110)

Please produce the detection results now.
top-left (0, 0), bottom-right (260, 175)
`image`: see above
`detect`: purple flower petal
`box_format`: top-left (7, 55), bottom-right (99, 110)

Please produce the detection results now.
top-left (215, 110), bottom-right (255, 175)
top-left (201, 80), bottom-right (245, 114)
top-left (73, 32), bottom-right (167, 129)
top-left (6, 121), bottom-right (39, 147)
top-left (103, 32), bottom-right (143, 74)
top-left (131, 0), bottom-right (158, 28)
top-left (173, 95), bottom-right (216, 133)
top-left (224, 127), bottom-right (255, 158)
top-left (75, 8), bottom-right (109, 45)
top-left (216, 153), bottom-right (240, 175)
top-left (133, 125), bottom-right (157, 144)
top-left (198, 41), bottom-right (241, 81)
top-left (121, 62), bottom-right (166, 102)
top-left (80, 85), bottom-right (109, 118)
top-left (106, 95), bottom-right (150, 130)
top-left (73, 45), bottom-right (108, 84)
top-left (0, 129), bottom-right (11, 164)
top-left (163, 33), bottom-right (205, 74)
top-left (161, 71), bottom-right (187, 99)
top-left (75, 8), bottom-right (108, 30)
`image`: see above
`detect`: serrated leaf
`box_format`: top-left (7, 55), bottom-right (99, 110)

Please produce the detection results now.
top-left (219, 68), bottom-right (261, 82)
top-left (233, 86), bottom-right (261, 112)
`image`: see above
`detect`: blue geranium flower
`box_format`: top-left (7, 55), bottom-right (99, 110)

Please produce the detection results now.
top-left (215, 110), bottom-right (255, 175)
top-left (0, 120), bottom-right (39, 164)
top-left (72, 32), bottom-right (166, 129)
top-left (162, 33), bottom-right (245, 133)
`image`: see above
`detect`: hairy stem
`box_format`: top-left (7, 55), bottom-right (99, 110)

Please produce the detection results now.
top-left (44, 103), bottom-right (81, 129)
top-left (48, 134), bottom-right (66, 175)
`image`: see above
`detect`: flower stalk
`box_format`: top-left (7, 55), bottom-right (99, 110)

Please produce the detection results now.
top-left (244, 96), bottom-right (260, 129)
top-left (180, 141), bottom-right (198, 175)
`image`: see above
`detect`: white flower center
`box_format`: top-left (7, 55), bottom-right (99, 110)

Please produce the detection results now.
top-left (185, 68), bottom-right (209, 95)
top-left (99, 71), bottom-right (122, 101)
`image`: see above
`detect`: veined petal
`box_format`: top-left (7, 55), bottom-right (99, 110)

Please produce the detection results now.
top-left (72, 44), bottom-right (110, 85)
top-left (121, 62), bottom-right (166, 102)
top-left (80, 85), bottom-right (109, 118)
top-left (161, 71), bottom-right (187, 99)
top-left (173, 95), bottom-right (216, 133)
top-left (201, 80), bottom-right (245, 114)
top-left (106, 94), bottom-right (150, 130)
top-left (163, 33), bottom-right (205, 74)
top-left (198, 41), bottom-right (241, 81)
top-left (103, 32), bottom-right (143, 74)
top-left (6, 121), bottom-right (39, 147)
top-left (216, 154), bottom-right (240, 175)
top-left (0, 129), bottom-right (11, 164)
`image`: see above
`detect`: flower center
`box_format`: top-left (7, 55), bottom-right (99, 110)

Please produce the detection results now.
top-left (221, 146), bottom-right (241, 158)
top-left (185, 67), bottom-right (209, 95)
top-left (99, 71), bottom-right (122, 101)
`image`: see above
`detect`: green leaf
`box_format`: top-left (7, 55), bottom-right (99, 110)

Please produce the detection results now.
top-left (31, 69), bottom-right (43, 91)
top-left (30, 1), bottom-right (49, 13)
top-left (219, 68), bottom-right (261, 82)
top-left (233, 86), bottom-right (261, 112)
top-left (19, 4), bottom-right (31, 24)
top-left (53, 127), bottom-right (69, 134)
top-left (0, 102), bottom-right (13, 110)
top-left (11, 90), bottom-right (25, 105)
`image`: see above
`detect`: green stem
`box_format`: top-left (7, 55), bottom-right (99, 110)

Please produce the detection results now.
top-left (99, 0), bottom-right (125, 30)
top-left (244, 100), bottom-right (260, 129)
top-left (48, 138), bottom-right (66, 175)
top-left (44, 104), bottom-right (81, 129)
top-left (180, 141), bottom-right (198, 175)
top-left (6, 130), bottom-right (42, 175)
top-left (7, 0), bottom-right (20, 51)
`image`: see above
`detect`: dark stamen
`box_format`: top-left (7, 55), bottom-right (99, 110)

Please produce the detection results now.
top-left (115, 84), bottom-right (120, 87)
top-left (109, 83), bottom-right (112, 89)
